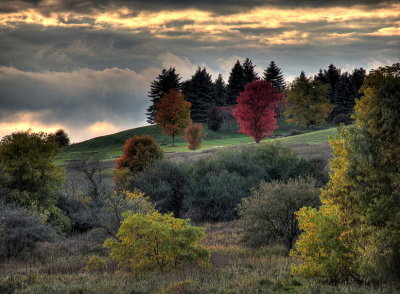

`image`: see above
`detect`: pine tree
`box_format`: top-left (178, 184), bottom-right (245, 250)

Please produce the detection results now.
top-left (264, 61), bottom-right (286, 92)
top-left (226, 60), bottom-right (245, 105)
top-left (350, 67), bottom-right (366, 99)
top-left (242, 58), bottom-right (259, 84)
top-left (185, 67), bottom-right (215, 122)
top-left (324, 64), bottom-right (341, 104)
top-left (213, 74), bottom-right (227, 106)
top-left (146, 68), bottom-right (182, 124)
top-left (332, 73), bottom-right (354, 117)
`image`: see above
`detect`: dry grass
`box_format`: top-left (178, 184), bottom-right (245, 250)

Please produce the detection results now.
top-left (1, 222), bottom-right (399, 294)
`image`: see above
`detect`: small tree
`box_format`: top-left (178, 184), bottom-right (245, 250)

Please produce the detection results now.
top-left (232, 80), bottom-right (282, 143)
top-left (238, 178), bottom-right (320, 252)
top-left (184, 123), bottom-right (205, 150)
top-left (116, 135), bottom-right (163, 173)
top-left (207, 106), bottom-right (223, 131)
top-left (104, 212), bottom-right (209, 272)
top-left (156, 90), bottom-right (192, 146)
top-left (284, 72), bottom-right (333, 131)
top-left (50, 129), bottom-right (70, 148)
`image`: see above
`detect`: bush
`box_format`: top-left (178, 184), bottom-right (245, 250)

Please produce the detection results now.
top-left (0, 204), bottom-right (56, 258)
top-left (238, 178), bottom-right (320, 252)
top-left (333, 113), bottom-right (353, 125)
top-left (116, 135), bottom-right (163, 173)
top-left (184, 123), bottom-right (205, 150)
top-left (104, 212), bottom-right (209, 273)
top-left (207, 106), bottom-right (223, 131)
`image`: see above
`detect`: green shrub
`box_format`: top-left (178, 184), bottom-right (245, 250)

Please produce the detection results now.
top-left (104, 212), bottom-right (209, 273)
top-left (238, 178), bottom-right (320, 252)
top-left (333, 113), bottom-right (353, 125)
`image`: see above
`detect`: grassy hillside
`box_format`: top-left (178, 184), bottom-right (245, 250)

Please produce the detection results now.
top-left (56, 119), bottom-right (336, 164)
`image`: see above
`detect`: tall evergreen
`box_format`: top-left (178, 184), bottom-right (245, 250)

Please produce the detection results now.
top-left (332, 73), bottom-right (354, 117)
top-left (264, 61), bottom-right (286, 92)
top-left (227, 60), bottom-right (245, 105)
top-left (242, 58), bottom-right (259, 84)
top-left (314, 69), bottom-right (327, 84)
top-left (146, 67), bottom-right (182, 124)
top-left (350, 67), bottom-right (366, 99)
top-left (185, 67), bottom-right (215, 122)
top-left (324, 64), bottom-right (341, 104)
top-left (213, 74), bottom-right (227, 106)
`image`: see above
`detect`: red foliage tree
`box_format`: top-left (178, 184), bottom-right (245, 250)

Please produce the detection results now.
top-left (232, 80), bottom-right (283, 143)
top-left (184, 123), bottom-right (205, 150)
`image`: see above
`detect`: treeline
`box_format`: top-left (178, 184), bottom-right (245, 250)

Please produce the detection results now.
top-left (146, 59), bottom-right (366, 127)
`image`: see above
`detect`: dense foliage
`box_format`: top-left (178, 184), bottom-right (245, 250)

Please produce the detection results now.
top-left (207, 105), bottom-right (223, 131)
top-left (291, 63), bottom-right (400, 283)
top-left (233, 80), bottom-right (282, 143)
top-left (130, 143), bottom-right (328, 222)
top-left (116, 135), bottom-right (163, 173)
top-left (238, 178), bottom-right (320, 252)
top-left (184, 123), bottom-right (205, 150)
top-left (50, 129), bottom-right (70, 148)
top-left (155, 90), bottom-right (192, 146)
top-left (104, 212), bottom-right (209, 272)
top-left (285, 72), bottom-right (333, 131)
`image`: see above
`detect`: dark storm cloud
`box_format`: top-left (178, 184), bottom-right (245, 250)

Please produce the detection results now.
top-left (1, 0), bottom-right (397, 15)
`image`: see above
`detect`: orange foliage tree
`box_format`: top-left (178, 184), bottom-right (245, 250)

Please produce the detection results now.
top-left (156, 90), bottom-right (192, 146)
top-left (232, 80), bottom-right (283, 143)
top-left (116, 135), bottom-right (163, 173)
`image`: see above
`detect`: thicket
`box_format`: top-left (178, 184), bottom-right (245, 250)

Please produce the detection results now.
top-left (130, 143), bottom-right (328, 222)
top-left (291, 63), bottom-right (400, 284)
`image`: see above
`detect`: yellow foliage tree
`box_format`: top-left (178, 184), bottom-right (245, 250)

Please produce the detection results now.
top-left (104, 212), bottom-right (209, 273)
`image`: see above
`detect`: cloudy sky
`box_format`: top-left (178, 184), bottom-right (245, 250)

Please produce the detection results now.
top-left (0, 0), bottom-right (399, 142)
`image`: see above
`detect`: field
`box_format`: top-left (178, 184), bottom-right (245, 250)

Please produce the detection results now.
top-left (1, 221), bottom-right (397, 294)
top-left (55, 119), bottom-right (336, 164)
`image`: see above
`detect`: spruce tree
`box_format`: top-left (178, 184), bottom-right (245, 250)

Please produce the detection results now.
top-left (332, 73), bottom-right (354, 117)
top-left (146, 67), bottom-right (182, 124)
top-left (324, 64), bottom-right (341, 104)
top-left (185, 67), bottom-right (215, 122)
top-left (264, 61), bottom-right (286, 92)
top-left (226, 60), bottom-right (245, 105)
top-left (213, 74), bottom-right (227, 106)
top-left (350, 67), bottom-right (366, 99)
top-left (242, 58), bottom-right (259, 84)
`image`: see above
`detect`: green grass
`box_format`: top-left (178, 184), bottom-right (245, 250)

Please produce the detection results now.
top-left (56, 119), bottom-right (336, 164)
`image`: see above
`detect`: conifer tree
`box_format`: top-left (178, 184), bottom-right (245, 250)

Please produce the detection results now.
top-left (242, 58), bottom-right (259, 84)
top-left (227, 60), bottom-right (245, 105)
top-left (213, 74), bottom-right (227, 106)
top-left (324, 64), bottom-right (341, 104)
top-left (264, 61), bottom-right (286, 92)
top-left (350, 67), bottom-right (366, 99)
top-left (332, 73), bottom-right (354, 117)
top-left (185, 67), bottom-right (215, 122)
top-left (146, 67), bottom-right (182, 124)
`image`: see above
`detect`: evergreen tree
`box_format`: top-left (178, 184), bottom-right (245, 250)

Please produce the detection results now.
top-left (350, 67), bottom-right (366, 99)
top-left (264, 61), bottom-right (286, 92)
top-left (227, 60), bottom-right (245, 105)
top-left (146, 67), bottom-right (182, 124)
top-left (314, 69), bottom-right (327, 84)
top-left (242, 58), bottom-right (259, 84)
top-left (213, 74), bottom-right (227, 106)
top-left (185, 67), bottom-right (215, 122)
top-left (324, 64), bottom-right (341, 104)
top-left (332, 73), bottom-right (354, 117)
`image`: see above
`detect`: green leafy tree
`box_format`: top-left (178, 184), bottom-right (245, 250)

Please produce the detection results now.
top-left (238, 178), bottom-right (320, 252)
top-left (0, 130), bottom-right (63, 210)
top-left (156, 90), bottom-right (192, 146)
top-left (104, 212), bottom-right (209, 272)
top-left (50, 129), bottom-right (70, 148)
top-left (185, 67), bottom-right (215, 122)
top-left (291, 63), bottom-right (400, 283)
top-left (146, 67), bottom-right (182, 124)
top-left (116, 135), bottom-right (163, 173)
top-left (213, 74), bottom-right (227, 106)
top-left (242, 58), bottom-right (259, 84)
top-left (264, 60), bottom-right (286, 92)
top-left (227, 60), bottom-right (245, 105)
top-left (284, 71), bottom-right (333, 131)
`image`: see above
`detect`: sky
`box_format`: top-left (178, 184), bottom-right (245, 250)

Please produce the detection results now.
top-left (0, 0), bottom-right (399, 142)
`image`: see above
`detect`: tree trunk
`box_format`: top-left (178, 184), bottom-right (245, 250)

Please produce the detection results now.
top-left (172, 134), bottom-right (175, 147)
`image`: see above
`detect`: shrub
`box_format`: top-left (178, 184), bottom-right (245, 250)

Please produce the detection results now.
top-left (184, 123), bottom-right (205, 150)
top-left (333, 113), bottom-right (353, 125)
top-left (238, 178), bottom-right (321, 252)
top-left (104, 212), bottom-right (209, 273)
top-left (207, 106), bottom-right (223, 131)
top-left (116, 135), bottom-right (163, 173)
top-left (84, 255), bottom-right (108, 272)
top-left (129, 160), bottom-right (187, 217)
top-left (0, 204), bottom-right (56, 258)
